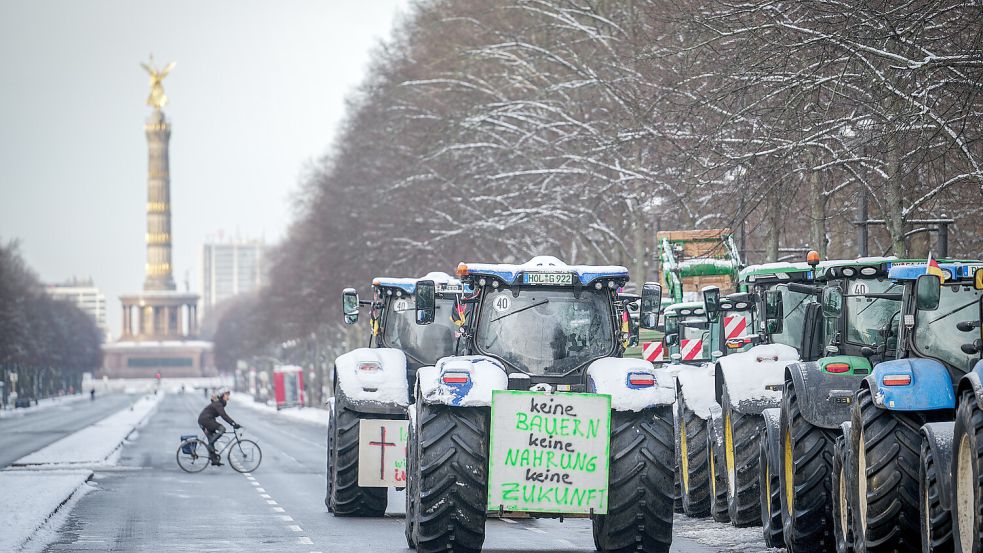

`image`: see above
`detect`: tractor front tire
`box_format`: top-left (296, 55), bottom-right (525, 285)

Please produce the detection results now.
top-left (327, 396), bottom-right (388, 517)
top-left (831, 433), bottom-right (854, 553)
top-left (919, 430), bottom-right (952, 552)
top-left (722, 382), bottom-right (763, 527)
top-left (707, 409), bottom-right (731, 524)
top-left (677, 398), bottom-right (711, 517)
top-left (759, 426), bottom-right (784, 548)
top-left (592, 407), bottom-right (674, 553)
top-left (953, 390), bottom-right (983, 553)
top-left (781, 375), bottom-right (838, 552)
top-left (416, 403), bottom-right (488, 553)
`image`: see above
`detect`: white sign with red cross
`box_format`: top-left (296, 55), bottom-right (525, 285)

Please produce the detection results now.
top-left (357, 419), bottom-right (409, 487)
top-left (680, 339), bottom-right (703, 361)
top-left (642, 341), bottom-right (664, 362)
top-left (724, 315), bottom-right (748, 339)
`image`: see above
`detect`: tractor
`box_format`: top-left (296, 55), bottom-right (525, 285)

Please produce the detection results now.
top-left (403, 256), bottom-right (675, 553)
top-left (325, 273), bottom-right (464, 516)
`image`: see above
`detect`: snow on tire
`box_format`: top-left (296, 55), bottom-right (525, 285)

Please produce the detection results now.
top-left (721, 381), bottom-right (763, 527)
top-left (416, 403), bottom-right (488, 553)
top-left (405, 417), bottom-right (418, 549)
top-left (592, 406), bottom-right (674, 553)
top-left (707, 409), bottom-right (731, 524)
top-left (327, 395), bottom-right (388, 517)
top-left (953, 390), bottom-right (983, 553)
top-left (781, 375), bottom-right (838, 552)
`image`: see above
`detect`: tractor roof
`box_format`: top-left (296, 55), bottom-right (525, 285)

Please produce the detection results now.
top-left (739, 262), bottom-right (814, 285)
top-left (664, 301), bottom-right (705, 317)
top-left (372, 272), bottom-right (462, 294)
top-left (459, 256), bottom-right (629, 286)
top-left (888, 262), bottom-right (983, 282)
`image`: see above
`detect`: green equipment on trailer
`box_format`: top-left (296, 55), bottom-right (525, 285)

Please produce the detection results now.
top-left (657, 229), bottom-right (742, 304)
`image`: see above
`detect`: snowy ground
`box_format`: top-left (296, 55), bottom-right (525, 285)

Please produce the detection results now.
top-left (231, 393), bottom-right (329, 427)
top-left (0, 470), bottom-right (94, 552)
top-left (14, 393), bottom-right (163, 466)
top-left (673, 514), bottom-right (782, 552)
top-left (0, 394), bottom-right (87, 419)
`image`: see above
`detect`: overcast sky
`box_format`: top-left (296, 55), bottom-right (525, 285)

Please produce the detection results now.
top-left (0, 0), bottom-right (407, 337)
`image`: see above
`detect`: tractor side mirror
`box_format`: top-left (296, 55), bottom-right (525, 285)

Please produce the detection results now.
top-left (702, 286), bottom-right (721, 323)
top-left (765, 289), bottom-right (783, 333)
top-left (820, 286), bottom-right (843, 318)
top-left (664, 333), bottom-right (678, 347)
top-left (342, 288), bottom-right (359, 325)
top-left (640, 282), bottom-right (662, 330)
top-left (915, 274), bottom-right (941, 311)
top-left (415, 280), bottom-right (436, 325)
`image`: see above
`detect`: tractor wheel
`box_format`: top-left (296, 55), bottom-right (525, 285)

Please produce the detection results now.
top-left (707, 409), bottom-right (731, 524)
top-left (416, 403), bottom-right (488, 553)
top-left (759, 426), bottom-right (783, 548)
top-left (721, 381), bottom-right (763, 527)
top-left (673, 411), bottom-right (684, 514)
top-left (850, 386), bottom-right (939, 553)
top-left (919, 430), bottom-right (952, 552)
top-left (325, 404), bottom-right (335, 512)
top-left (953, 390), bottom-right (983, 553)
top-left (832, 433), bottom-right (854, 553)
top-left (593, 407), bottom-right (674, 553)
top-left (328, 395), bottom-right (388, 517)
top-left (677, 397), bottom-right (711, 517)
top-left (781, 375), bottom-right (838, 552)
top-left (404, 415), bottom-right (418, 549)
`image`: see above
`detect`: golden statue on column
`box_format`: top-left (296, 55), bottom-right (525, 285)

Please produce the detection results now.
top-left (140, 56), bottom-right (176, 109)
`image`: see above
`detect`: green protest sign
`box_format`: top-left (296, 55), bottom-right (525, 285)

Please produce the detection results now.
top-left (487, 390), bottom-right (611, 514)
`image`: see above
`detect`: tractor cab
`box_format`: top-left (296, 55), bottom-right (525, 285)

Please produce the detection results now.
top-left (738, 262), bottom-right (819, 357)
top-left (663, 302), bottom-right (710, 364)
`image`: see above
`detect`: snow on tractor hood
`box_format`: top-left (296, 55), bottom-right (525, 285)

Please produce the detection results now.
top-left (674, 361), bottom-right (717, 419)
top-left (717, 343), bottom-right (799, 411)
top-left (587, 358), bottom-right (675, 412)
top-left (416, 355), bottom-right (509, 407)
top-left (334, 347), bottom-right (409, 407)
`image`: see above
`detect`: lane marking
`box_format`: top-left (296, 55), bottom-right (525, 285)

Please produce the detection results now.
top-left (272, 507), bottom-right (285, 513)
top-left (498, 518), bottom-right (517, 524)
top-left (251, 482), bottom-right (260, 486)
top-left (287, 525), bottom-right (303, 532)
top-left (526, 527), bottom-right (547, 534)
top-left (256, 487), bottom-right (266, 492)
top-left (278, 515), bottom-right (294, 521)
top-left (267, 500), bottom-right (278, 505)
top-left (297, 537), bottom-right (314, 545)
top-left (261, 494), bottom-right (272, 499)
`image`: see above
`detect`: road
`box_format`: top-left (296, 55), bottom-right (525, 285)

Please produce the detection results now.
top-left (0, 394), bottom-right (135, 468)
top-left (37, 393), bottom-right (768, 552)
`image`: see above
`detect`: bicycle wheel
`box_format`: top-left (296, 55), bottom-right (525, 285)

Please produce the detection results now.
top-left (228, 439), bottom-right (262, 473)
top-left (176, 439), bottom-right (209, 473)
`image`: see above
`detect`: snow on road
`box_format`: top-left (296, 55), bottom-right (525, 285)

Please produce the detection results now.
top-left (0, 470), bottom-right (93, 551)
top-left (0, 394), bottom-right (87, 419)
top-left (13, 393), bottom-right (163, 466)
top-left (673, 514), bottom-right (782, 552)
top-left (231, 394), bottom-right (328, 427)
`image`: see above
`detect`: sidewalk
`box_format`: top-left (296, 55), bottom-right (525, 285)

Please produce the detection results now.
top-left (1, 393), bottom-right (163, 551)
top-left (0, 394), bottom-right (88, 419)
top-left (231, 394), bottom-right (328, 427)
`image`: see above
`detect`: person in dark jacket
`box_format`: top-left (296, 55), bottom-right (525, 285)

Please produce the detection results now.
top-left (197, 390), bottom-right (240, 466)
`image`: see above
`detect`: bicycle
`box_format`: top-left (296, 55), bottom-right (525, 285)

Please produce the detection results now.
top-left (176, 427), bottom-right (262, 473)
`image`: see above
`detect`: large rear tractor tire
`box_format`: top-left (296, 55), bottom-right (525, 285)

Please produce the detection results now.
top-left (722, 382), bottom-right (764, 527)
top-left (707, 408), bottom-right (731, 524)
top-left (677, 396), bottom-right (711, 517)
top-left (592, 407), bottom-right (674, 553)
top-left (327, 395), bottom-right (388, 517)
top-left (416, 403), bottom-right (488, 553)
top-left (952, 390), bottom-right (983, 553)
top-left (781, 375), bottom-right (838, 552)
top-left (850, 386), bottom-right (945, 553)
top-left (919, 428), bottom-right (953, 552)
top-left (831, 431), bottom-right (854, 553)
top-left (759, 408), bottom-right (784, 548)
top-left (405, 414), bottom-right (419, 549)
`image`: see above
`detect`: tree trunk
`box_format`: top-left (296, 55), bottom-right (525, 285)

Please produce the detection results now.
top-left (809, 171), bottom-right (827, 258)
top-left (633, 206), bottom-right (648, 287)
top-left (765, 185), bottom-right (782, 262)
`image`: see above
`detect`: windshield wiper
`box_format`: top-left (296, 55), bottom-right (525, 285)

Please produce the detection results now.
top-left (855, 283), bottom-right (900, 318)
top-left (786, 294), bottom-right (810, 321)
top-left (929, 299), bottom-right (979, 325)
top-left (490, 299), bottom-right (549, 323)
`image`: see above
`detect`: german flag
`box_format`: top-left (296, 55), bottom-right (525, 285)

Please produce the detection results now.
top-left (926, 251), bottom-right (946, 282)
top-left (451, 301), bottom-right (467, 327)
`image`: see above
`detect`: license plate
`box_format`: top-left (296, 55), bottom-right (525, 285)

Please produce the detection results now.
top-left (523, 272), bottom-right (573, 285)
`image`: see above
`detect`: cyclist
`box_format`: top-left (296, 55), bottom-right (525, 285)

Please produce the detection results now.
top-left (197, 390), bottom-right (241, 466)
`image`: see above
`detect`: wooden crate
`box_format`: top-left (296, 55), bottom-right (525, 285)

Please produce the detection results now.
top-left (656, 229), bottom-right (732, 259)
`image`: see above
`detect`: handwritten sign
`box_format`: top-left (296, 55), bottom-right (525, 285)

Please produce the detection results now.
top-left (487, 390), bottom-right (611, 514)
top-left (357, 419), bottom-right (409, 487)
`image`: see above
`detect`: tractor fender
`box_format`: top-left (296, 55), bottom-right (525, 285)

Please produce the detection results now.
top-left (587, 357), bottom-right (675, 411)
top-left (675, 362), bottom-right (717, 419)
top-left (785, 357), bottom-right (869, 429)
top-left (416, 355), bottom-right (508, 407)
top-left (715, 343), bottom-right (799, 415)
top-left (863, 358), bottom-right (956, 411)
top-left (334, 347), bottom-right (408, 414)
top-left (920, 422), bottom-right (956, 511)
top-left (956, 360), bottom-right (983, 410)
top-left (761, 407), bottom-right (782, 475)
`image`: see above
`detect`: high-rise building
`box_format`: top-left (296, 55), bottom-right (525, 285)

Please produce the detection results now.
top-left (199, 240), bottom-right (266, 319)
top-left (45, 278), bottom-right (109, 339)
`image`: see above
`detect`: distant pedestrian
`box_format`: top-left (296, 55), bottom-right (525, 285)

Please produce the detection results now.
top-left (90, 388), bottom-right (95, 401)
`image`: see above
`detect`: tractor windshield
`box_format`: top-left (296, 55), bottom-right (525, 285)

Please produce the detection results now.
top-left (382, 297), bottom-right (458, 364)
top-left (912, 284), bottom-right (983, 374)
top-left (771, 286), bottom-right (812, 349)
top-left (475, 287), bottom-right (615, 375)
top-left (844, 278), bottom-right (901, 347)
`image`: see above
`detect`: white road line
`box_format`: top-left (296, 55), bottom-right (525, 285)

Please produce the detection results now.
top-left (261, 494), bottom-right (272, 499)
top-left (526, 527), bottom-right (547, 534)
top-left (297, 537), bottom-right (314, 545)
top-left (246, 476), bottom-right (255, 480)
top-left (272, 507), bottom-right (285, 512)
top-left (278, 515), bottom-right (294, 521)
top-left (250, 482), bottom-right (260, 487)
top-left (287, 525), bottom-right (303, 532)
top-left (498, 518), bottom-right (517, 524)
top-left (243, 473), bottom-right (251, 477)
top-left (267, 500), bottom-right (278, 505)
top-left (256, 487), bottom-right (266, 492)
